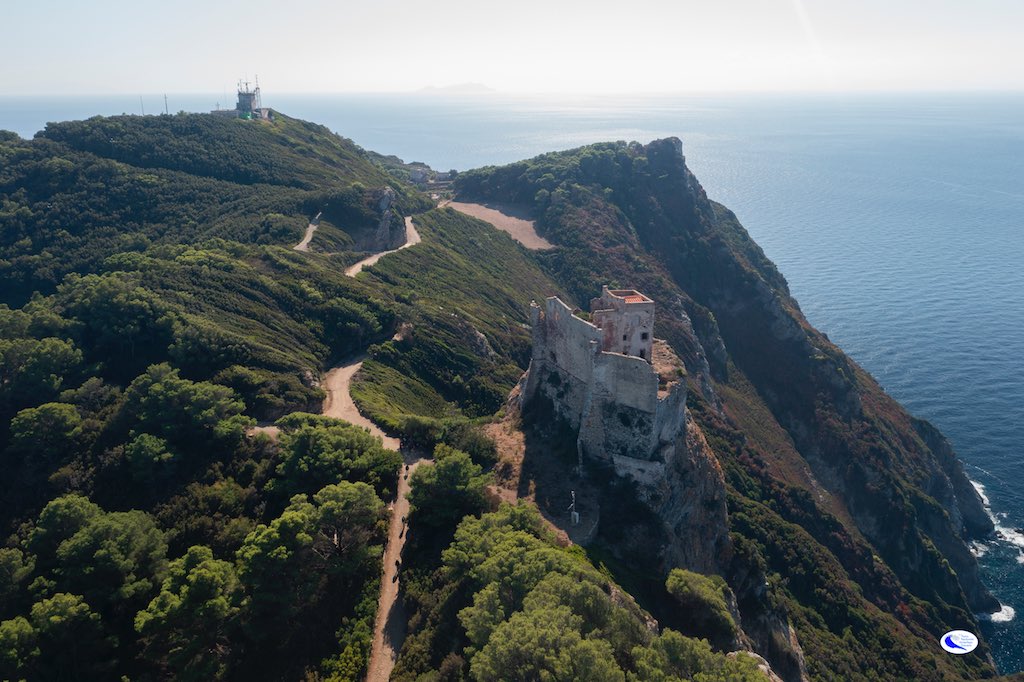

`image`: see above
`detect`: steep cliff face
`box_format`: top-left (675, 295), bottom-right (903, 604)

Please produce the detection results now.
top-left (454, 138), bottom-right (1002, 679)
top-left (515, 291), bottom-right (808, 677)
top-left (623, 137), bottom-right (997, 614)
top-left (654, 415), bottom-right (731, 574)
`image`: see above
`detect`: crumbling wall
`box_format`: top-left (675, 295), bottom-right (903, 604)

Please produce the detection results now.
top-left (522, 297), bottom-right (601, 428)
top-left (579, 352), bottom-right (659, 462)
top-left (655, 381), bottom-right (687, 449)
top-left (521, 295), bottom-right (687, 481)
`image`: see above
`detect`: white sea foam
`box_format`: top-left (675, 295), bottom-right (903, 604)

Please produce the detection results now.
top-left (997, 527), bottom-right (1024, 550)
top-left (978, 605), bottom-right (1017, 623)
top-left (970, 480), bottom-right (1024, 549)
top-left (972, 480), bottom-right (991, 508)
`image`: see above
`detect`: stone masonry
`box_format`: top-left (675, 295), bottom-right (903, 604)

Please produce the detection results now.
top-left (520, 286), bottom-right (687, 484)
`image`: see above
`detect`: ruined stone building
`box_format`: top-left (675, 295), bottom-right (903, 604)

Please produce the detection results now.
top-left (520, 286), bottom-right (687, 484)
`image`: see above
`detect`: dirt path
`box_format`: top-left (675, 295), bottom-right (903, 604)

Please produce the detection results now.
top-left (322, 356), bottom-right (400, 450)
top-left (293, 212), bottom-right (322, 251)
top-left (345, 216), bottom-right (422, 276)
top-left (321, 351), bottom-right (426, 682)
top-left (365, 455), bottom-right (426, 682)
top-left (313, 215), bottom-right (424, 681)
top-left (448, 201), bottom-right (554, 250)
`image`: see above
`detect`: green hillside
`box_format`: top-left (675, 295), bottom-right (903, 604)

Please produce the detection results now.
top-left (0, 113), bottom-right (431, 304)
top-left (0, 116), bottom-right (1013, 681)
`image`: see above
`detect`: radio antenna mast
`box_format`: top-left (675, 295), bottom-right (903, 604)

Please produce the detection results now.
top-left (164, 94), bottom-right (169, 115)
top-left (140, 96), bottom-right (145, 115)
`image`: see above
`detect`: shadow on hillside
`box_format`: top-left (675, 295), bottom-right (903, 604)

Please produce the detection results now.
top-left (517, 417), bottom-right (601, 545)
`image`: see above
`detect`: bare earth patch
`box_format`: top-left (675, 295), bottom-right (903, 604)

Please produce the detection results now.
top-left (448, 201), bottom-right (554, 250)
top-left (484, 410), bottom-right (600, 547)
top-left (245, 424), bottom-right (280, 440)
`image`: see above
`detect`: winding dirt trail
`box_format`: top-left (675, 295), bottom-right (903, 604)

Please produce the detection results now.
top-left (313, 214), bottom-right (425, 681)
top-left (293, 212), bottom-right (322, 251)
top-left (365, 457), bottom-right (426, 682)
top-left (321, 352), bottom-right (425, 682)
top-left (345, 216), bottom-right (422, 276)
top-left (321, 355), bottom-right (400, 450)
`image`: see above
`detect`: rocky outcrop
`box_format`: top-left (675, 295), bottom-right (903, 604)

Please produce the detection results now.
top-left (650, 416), bottom-right (730, 574)
top-left (516, 293), bottom-right (808, 676)
top-left (672, 300), bottom-right (725, 411)
top-left (911, 417), bottom-right (998, 611)
top-left (728, 651), bottom-right (786, 682)
top-left (354, 186), bottom-right (406, 252)
top-left (913, 417), bottom-right (993, 538)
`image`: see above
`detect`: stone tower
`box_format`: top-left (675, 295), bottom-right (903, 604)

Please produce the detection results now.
top-left (519, 286), bottom-right (687, 484)
top-left (590, 286), bottom-right (655, 360)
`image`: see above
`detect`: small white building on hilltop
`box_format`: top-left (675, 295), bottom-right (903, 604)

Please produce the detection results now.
top-left (519, 286), bottom-right (687, 484)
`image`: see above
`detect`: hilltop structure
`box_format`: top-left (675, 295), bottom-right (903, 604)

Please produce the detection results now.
top-left (212, 78), bottom-right (272, 120)
top-left (520, 286), bottom-right (687, 484)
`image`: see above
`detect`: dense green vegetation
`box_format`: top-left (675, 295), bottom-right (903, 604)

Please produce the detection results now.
top-left (0, 113), bottom-right (431, 303)
top-left (350, 207), bottom-right (566, 440)
top-left (1, 112), bottom-right (1013, 681)
top-left (0, 397), bottom-right (398, 680)
top-left (407, 444), bottom-right (491, 530)
top-left (393, 503), bottom-right (767, 682)
top-left (0, 113), bottom-right (423, 680)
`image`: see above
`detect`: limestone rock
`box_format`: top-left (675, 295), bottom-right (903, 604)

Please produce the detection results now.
top-left (353, 186), bottom-right (405, 252)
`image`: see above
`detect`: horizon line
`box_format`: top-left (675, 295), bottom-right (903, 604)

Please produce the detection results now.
top-left (3, 87), bottom-right (1024, 98)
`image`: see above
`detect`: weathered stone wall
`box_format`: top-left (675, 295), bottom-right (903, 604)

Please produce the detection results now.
top-left (579, 352), bottom-right (659, 462)
top-left (523, 297), bottom-right (602, 429)
top-left (522, 294), bottom-right (688, 480)
top-left (655, 381), bottom-right (687, 449)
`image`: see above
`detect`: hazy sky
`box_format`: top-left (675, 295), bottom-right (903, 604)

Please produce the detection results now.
top-left (3, 0), bottom-right (1023, 94)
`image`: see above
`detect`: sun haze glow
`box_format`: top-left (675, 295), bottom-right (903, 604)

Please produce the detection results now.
top-left (3, 0), bottom-right (1023, 94)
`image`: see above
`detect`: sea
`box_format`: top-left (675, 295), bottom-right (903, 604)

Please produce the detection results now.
top-left (3, 91), bottom-right (1023, 672)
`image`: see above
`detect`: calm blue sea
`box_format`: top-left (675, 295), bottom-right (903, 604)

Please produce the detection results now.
top-left (3, 91), bottom-right (1023, 672)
